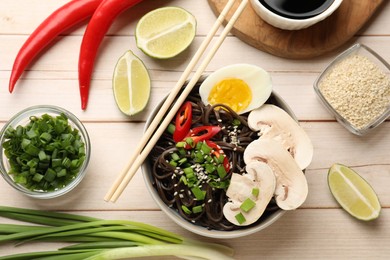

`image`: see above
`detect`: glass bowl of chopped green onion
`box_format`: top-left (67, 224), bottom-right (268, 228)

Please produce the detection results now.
top-left (0, 105), bottom-right (91, 199)
top-left (314, 43), bottom-right (390, 135)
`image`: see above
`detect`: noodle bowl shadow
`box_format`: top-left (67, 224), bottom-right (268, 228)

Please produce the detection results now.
top-left (142, 77), bottom-right (297, 239)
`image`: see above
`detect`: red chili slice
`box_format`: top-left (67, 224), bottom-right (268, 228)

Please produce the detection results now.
top-left (173, 101), bottom-right (192, 142)
top-left (186, 125), bottom-right (221, 144)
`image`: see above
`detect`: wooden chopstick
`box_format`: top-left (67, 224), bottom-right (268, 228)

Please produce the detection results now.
top-left (103, 0), bottom-right (236, 202)
top-left (105, 0), bottom-right (248, 202)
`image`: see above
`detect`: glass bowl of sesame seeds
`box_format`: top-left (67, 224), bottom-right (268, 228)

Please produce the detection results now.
top-left (314, 43), bottom-right (390, 135)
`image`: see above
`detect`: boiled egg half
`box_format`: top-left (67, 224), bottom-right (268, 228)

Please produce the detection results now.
top-left (199, 64), bottom-right (272, 114)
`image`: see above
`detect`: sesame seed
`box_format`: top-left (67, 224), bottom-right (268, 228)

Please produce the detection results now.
top-left (318, 54), bottom-right (390, 130)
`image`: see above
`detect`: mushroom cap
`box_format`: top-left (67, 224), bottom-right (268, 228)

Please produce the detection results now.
top-left (244, 138), bottom-right (308, 210)
top-left (223, 161), bottom-right (276, 226)
top-left (248, 104), bottom-right (313, 170)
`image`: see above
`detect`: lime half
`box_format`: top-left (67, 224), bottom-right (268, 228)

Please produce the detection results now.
top-left (328, 163), bottom-right (381, 221)
top-left (135, 7), bottom-right (196, 59)
top-left (113, 50), bottom-right (151, 116)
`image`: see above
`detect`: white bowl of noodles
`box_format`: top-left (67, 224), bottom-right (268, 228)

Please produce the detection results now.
top-left (142, 76), bottom-right (298, 239)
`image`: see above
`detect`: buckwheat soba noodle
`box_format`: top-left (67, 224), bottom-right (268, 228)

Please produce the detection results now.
top-left (148, 83), bottom-right (280, 231)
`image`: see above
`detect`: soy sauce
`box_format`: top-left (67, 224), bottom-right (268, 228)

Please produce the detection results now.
top-left (259, 0), bottom-right (335, 19)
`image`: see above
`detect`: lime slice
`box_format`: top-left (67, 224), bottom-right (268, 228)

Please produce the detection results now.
top-left (328, 163), bottom-right (381, 221)
top-left (135, 7), bottom-right (196, 59)
top-left (113, 50), bottom-right (151, 116)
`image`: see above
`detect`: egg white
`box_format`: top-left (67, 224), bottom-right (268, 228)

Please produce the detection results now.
top-left (199, 64), bottom-right (272, 114)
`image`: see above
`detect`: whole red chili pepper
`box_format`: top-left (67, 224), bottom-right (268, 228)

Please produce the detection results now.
top-left (78, 0), bottom-right (144, 110)
top-left (9, 0), bottom-right (103, 93)
top-left (173, 101), bottom-right (193, 142)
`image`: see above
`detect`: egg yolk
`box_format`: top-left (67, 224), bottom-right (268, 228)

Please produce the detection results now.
top-left (208, 78), bottom-right (252, 113)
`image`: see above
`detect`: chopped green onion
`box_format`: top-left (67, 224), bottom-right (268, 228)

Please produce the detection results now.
top-left (217, 165), bottom-right (227, 179)
top-left (235, 213), bottom-right (246, 224)
top-left (171, 153), bottom-right (180, 161)
top-left (40, 132), bottom-right (52, 143)
top-left (52, 158), bottom-right (62, 168)
top-left (166, 123), bottom-right (175, 135)
top-left (169, 160), bottom-right (178, 167)
top-left (181, 205), bottom-right (192, 215)
top-left (240, 198), bottom-right (256, 213)
top-left (32, 173), bottom-right (44, 182)
top-left (25, 144), bottom-right (40, 156)
top-left (205, 163), bottom-right (216, 174)
top-left (38, 150), bottom-right (47, 161)
top-left (176, 141), bottom-right (186, 148)
top-left (179, 176), bottom-right (188, 186)
top-left (56, 169), bottom-right (67, 178)
top-left (192, 205), bottom-right (203, 214)
top-left (252, 187), bottom-right (260, 198)
top-left (62, 157), bottom-right (71, 168)
top-left (1, 113), bottom-right (86, 192)
top-left (183, 167), bottom-right (194, 176)
top-left (217, 154), bottom-right (225, 164)
top-left (200, 142), bottom-right (212, 154)
top-left (178, 158), bottom-right (187, 165)
top-left (178, 149), bottom-right (186, 157)
top-left (185, 137), bottom-right (194, 148)
top-left (194, 151), bottom-right (204, 163)
top-left (44, 168), bottom-right (57, 182)
top-left (232, 119), bottom-right (241, 126)
top-left (191, 186), bottom-right (205, 201)
top-left (26, 128), bottom-right (38, 138)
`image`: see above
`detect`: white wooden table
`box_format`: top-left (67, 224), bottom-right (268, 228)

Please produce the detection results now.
top-left (1, 0), bottom-right (389, 259)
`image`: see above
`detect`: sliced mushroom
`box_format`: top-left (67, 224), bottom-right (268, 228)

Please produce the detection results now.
top-left (244, 138), bottom-right (308, 210)
top-left (223, 161), bottom-right (276, 226)
top-left (248, 104), bottom-right (313, 170)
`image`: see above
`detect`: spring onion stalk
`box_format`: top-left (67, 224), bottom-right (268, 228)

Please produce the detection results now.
top-left (0, 206), bottom-right (235, 259)
top-left (0, 212), bottom-right (84, 226)
top-left (0, 220), bottom-right (182, 245)
top-left (0, 206), bottom-right (99, 224)
top-left (0, 223), bottom-right (48, 234)
top-left (60, 241), bottom-right (140, 250)
top-left (0, 249), bottom-right (105, 260)
top-left (83, 244), bottom-right (234, 259)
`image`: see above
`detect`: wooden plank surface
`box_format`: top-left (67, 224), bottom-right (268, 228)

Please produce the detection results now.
top-left (0, 0), bottom-right (389, 259)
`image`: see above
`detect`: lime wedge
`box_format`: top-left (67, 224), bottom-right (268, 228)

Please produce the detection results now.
top-left (113, 50), bottom-right (151, 116)
top-left (328, 163), bottom-right (381, 221)
top-left (135, 7), bottom-right (196, 59)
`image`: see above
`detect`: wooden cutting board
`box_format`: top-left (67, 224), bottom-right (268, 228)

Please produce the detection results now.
top-left (208, 0), bottom-right (384, 59)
